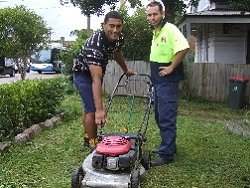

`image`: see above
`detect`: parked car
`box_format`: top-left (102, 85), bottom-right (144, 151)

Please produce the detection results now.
top-left (0, 57), bottom-right (15, 77)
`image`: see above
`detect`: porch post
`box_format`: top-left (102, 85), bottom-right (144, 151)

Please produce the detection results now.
top-left (186, 23), bottom-right (191, 63)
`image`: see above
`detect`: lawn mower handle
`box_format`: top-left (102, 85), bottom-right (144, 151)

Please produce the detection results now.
top-left (99, 73), bottom-right (154, 135)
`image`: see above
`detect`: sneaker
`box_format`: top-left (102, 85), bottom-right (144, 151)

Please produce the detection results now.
top-left (83, 133), bottom-right (90, 147)
top-left (83, 136), bottom-right (90, 147)
top-left (151, 157), bottom-right (174, 166)
top-left (89, 138), bottom-right (98, 148)
top-left (83, 139), bottom-right (90, 147)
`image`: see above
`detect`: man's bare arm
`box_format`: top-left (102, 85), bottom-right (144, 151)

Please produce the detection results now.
top-left (113, 51), bottom-right (134, 76)
top-left (88, 64), bottom-right (107, 125)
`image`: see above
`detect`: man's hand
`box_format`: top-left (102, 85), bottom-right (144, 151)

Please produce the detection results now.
top-left (95, 109), bottom-right (107, 125)
top-left (125, 69), bottom-right (135, 77)
top-left (158, 49), bottom-right (189, 77)
top-left (159, 66), bottom-right (174, 77)
top-left (113, 51), bottom-right (135, 77)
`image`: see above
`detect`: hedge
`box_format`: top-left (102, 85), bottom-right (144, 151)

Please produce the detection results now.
top-left (0, 77), bottom-right (65, 141)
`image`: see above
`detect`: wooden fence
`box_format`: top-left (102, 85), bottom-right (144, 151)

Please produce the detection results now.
top-left (103, 61), bottom-right (151, 96)
top-left (103, 61), bottom-right (250, 104)
top-left (186, 63), bottom-right (250, 103)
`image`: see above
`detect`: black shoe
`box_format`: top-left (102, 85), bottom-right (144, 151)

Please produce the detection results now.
top-left (151, 157), bottom-right (174, 166)
top-left (151, 149), bottom-right (177, 154)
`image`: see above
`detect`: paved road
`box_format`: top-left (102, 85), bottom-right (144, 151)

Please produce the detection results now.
top-left (0, 71), bottom-right (62, 85)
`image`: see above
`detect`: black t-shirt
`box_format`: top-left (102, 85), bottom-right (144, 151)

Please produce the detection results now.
top-left (72, 30), bottom-right (124, 74)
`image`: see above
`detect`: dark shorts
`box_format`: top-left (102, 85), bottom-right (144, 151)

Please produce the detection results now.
top-left (73, 71), bottom-right (95, 113)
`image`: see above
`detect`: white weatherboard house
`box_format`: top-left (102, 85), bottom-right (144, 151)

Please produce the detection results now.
top-left (178, 0), bottom-right (250, 64)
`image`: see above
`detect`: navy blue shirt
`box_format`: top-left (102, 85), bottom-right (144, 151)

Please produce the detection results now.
top-left (72, 30), bottom-right (124, 74)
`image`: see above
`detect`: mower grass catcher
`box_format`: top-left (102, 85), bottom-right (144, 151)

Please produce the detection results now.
top-left (71, 73), bottom-right (154, 188)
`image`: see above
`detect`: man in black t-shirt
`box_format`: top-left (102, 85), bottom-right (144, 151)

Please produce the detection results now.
top-left (73, 11), bottom-right (134, 148)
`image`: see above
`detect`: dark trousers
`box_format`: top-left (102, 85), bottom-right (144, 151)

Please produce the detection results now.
top-left (150, 62), bottom-right (180, 160)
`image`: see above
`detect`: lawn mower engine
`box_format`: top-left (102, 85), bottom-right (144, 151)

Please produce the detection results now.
top-left (92, 135), bottom-right (138, 171)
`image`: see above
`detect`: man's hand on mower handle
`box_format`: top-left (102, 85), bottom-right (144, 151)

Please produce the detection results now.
top-left (95, 109), bottom-right (107, 125)
top-left (125, 69), bottom-right (136, 77)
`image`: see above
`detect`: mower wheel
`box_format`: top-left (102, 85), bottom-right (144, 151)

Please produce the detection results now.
top-left (141, 150), bottom-right (151, 170)
top-left (130, 168), bottom-right (140, 188)
top-left (71, 166), bottom-right (84, 188)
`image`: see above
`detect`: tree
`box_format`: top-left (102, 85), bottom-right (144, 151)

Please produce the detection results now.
top-left (61, 6), bottom-right (152, 76)
top-left (61, 29), bottom-right (93, 76)
top-left (71, 0), bottom-right (142, 16)
top-left (0, 5), bottom-right (51, 79)
top-left (228, 0), bottom-right (250, 11)
top-left (69, 0), bottom-right (186, 61)
top-left (161, 0), bottom-right (187, 23)
top-left (120, 7), bottom-right (152, 61)
top-left (189, 0), bottom-right (199, 8)
top-left (190, 0), bottom-right (250, 12)
top-left (71, 0), bottom-right (186, 23)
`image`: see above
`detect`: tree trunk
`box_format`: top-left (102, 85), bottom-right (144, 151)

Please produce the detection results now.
top-left (87, 15), bottom-right (91, 30)
top-left (20, 68), bottom-right (26, 80)
top-left (20, 57), bottom-right (28, 80)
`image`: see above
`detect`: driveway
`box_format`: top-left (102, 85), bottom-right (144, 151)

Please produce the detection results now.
top-left (0, 71), bottom-right (62, 85)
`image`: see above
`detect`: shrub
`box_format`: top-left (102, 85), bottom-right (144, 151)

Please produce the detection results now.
top-left (0, 77), bottom-right (65, 141)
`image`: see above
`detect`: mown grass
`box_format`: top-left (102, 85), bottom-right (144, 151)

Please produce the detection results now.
top-left (0, 93), bottom-right (250, 188)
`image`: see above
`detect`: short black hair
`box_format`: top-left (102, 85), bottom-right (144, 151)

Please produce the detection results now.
top-left (147, 1), bottom-right (164, 12)
top-left (104, 11), bottom-right (123, 24)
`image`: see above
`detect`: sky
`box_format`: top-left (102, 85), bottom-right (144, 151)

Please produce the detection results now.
top-left (0, 0), bottom-right (105, 41)
top-left (0, 0), bottom-right (189, 41)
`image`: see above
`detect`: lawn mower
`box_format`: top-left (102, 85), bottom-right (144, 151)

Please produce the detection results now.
top-left (71, 73), bottom-right (154, 188)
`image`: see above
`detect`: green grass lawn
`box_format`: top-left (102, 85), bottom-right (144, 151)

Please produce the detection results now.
top-left (0, 94), bottom-right (250, 188)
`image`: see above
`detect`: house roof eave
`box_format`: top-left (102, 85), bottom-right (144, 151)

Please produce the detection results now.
top-left (177, 10), bottom-right (250, 27)
top-left (176, 15), bottom-right (250, 26)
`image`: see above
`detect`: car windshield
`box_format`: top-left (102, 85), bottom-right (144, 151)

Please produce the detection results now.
top-left (31, 49), bottom-right (51, 63)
